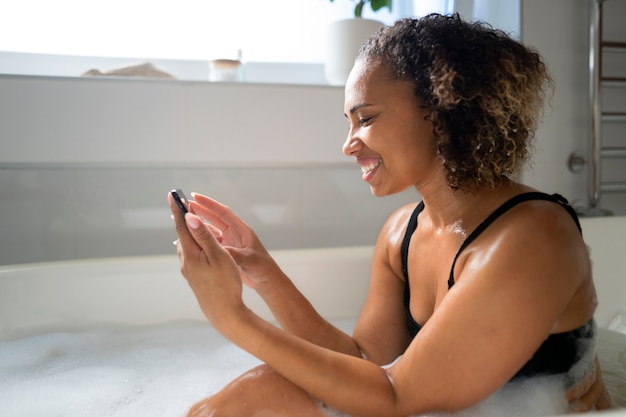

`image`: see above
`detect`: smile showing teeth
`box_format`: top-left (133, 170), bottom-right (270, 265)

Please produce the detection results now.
top-left (361, 160), bottom-right (382, 175)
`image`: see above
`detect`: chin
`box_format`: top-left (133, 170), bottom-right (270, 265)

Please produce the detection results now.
top-left (369, 186), bottom-right (395, 198)
top-left (370, 184), bottom-right (412, 198)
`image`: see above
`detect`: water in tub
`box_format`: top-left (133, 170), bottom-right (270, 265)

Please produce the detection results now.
top-left (1, 318), bottom-right (625, 417)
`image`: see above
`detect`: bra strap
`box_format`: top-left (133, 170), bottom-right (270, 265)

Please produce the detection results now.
top-left (401, 202), bottom-right (425, 323)
top-left (401, 202), bottom-right (424, 282)
top-left (447, 192), bottom-right (582, 289)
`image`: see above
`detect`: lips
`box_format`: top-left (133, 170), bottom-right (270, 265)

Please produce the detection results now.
top-left (360, 159), bottom-right (381, 175)
top-left (357, 158), bottom-right (382, 181)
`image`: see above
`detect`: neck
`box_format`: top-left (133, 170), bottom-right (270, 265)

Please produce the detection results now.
top-left (416, 176), bottom-right (518, 230)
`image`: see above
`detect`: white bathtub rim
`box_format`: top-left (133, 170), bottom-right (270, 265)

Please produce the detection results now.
top-left (0, 246), bottom-right (374, 340)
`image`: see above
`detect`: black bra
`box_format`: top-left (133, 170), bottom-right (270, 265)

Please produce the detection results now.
top-left (400, 192), bottom-right (594, 379)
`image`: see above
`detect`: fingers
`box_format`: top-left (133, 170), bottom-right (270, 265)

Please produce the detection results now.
top-left (597, 385), bottom-right (613, 410)
top-left (168, 192), bottom-right (198, 252)
top-left (593, 356), bottom-right (614, 410)
top-left (566, 358), bottom-right (595, 402)
top-left (169, 192), bottom-right (226, 256)
top-left (567, 356), bottom-right (613, 412)
top-left (208, 223), bottom-right (224, 244)
top-left (570, 376), bottom-right (603, 412)
top-left (185, 213), bottom-right (220, 252)
top-left (190, 192), bottom-right (244, 231)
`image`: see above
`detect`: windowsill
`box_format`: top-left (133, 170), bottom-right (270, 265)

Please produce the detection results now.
top-left (0, 51), bottom-right (337, 87)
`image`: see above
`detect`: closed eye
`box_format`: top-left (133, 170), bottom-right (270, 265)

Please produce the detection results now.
top-left (358, 116), bottom-right (373, 126)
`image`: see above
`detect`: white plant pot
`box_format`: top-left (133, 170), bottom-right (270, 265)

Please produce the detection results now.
top-left (324, 18), bottom-right (384, 86)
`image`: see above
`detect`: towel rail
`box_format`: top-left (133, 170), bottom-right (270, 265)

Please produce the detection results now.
top-left (601, 182), bottom-right (626, 193)
top-left (602, 113), bottom-right (626, 123)
top-left (582, 0), bottom-right (626, 216)
top-left (601, 147), bottom-right (626, 158)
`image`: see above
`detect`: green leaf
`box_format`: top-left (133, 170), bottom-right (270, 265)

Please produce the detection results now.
top-left (329, 0), bottom-right (392, 18)
top-left (354, 0), bottom-right (365, 17)
top-left (370, 0), bottom-right (392, 12)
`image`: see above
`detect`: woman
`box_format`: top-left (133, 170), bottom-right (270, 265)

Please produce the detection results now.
top-left (169, 14), bottom-right (612, 417)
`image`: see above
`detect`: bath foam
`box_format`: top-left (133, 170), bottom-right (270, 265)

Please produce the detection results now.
top-left (0, 320), bottom-right (262, 417)
top-left (597, 327), bottom-right (626, 407)
top-left (0, 319), bottom-right (623, 417)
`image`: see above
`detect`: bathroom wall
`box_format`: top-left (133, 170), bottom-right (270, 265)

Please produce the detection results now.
top-left (0, 77), bottom-right (416, 265)
top-left (1, 0), bottom-right (625, 265)
top-left (520, 0), bottom-right (626, 215)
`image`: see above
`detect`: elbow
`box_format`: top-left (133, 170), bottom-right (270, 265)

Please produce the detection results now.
top-left (383, 369), bottom-right (414, 417)
top-left (382, 369), bottom-right (477, 417)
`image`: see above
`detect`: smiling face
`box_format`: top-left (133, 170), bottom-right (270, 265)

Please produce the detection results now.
top-left (343, 59), bottom-right (441, 197)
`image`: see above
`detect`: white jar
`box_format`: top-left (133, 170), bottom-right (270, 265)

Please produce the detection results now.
top-left (208, 59), bottom-right (243, 82)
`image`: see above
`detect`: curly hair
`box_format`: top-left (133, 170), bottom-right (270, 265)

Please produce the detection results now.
top-left (357, 13), bottom-right (554, 191)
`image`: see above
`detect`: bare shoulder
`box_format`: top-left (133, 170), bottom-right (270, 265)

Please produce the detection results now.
top-left (502, 196), bottom-right (591, 289)
top-left (493, 196), bottom-right (584, 249)
top-left (456, 194), bottom-right (593, 328)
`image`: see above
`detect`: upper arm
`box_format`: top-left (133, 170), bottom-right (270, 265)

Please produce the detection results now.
top-left (353, 204), bottom-right (415, 365)
top-left (386, 203), bottom-right (589, 414)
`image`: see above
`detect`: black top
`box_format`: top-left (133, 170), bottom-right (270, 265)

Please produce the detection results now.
top-left (400, 192), bottom-right (594, 380)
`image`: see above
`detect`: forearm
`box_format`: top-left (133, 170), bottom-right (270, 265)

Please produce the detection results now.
top-left (224, 307), bottom-right (402, 417)
top-left (256, 271), bottom-right (362, 357)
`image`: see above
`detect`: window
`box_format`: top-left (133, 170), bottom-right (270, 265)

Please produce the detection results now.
top-left (0, 1), bottom-right (454, 62)
top-left (0, 0), bottom-right (517, 82)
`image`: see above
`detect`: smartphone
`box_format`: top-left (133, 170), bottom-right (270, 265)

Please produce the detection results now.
top-left (170, 189), bottom-right (189, 214)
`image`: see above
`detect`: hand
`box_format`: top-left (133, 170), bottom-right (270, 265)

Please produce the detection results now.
top-left (186, 193), bottom-right (281, 289)
top-left (567, 355), bottom-right (613, 411)
top-left (168, 193), bottom-right (246, 330)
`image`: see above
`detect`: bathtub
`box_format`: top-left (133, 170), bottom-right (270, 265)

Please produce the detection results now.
top-left (0, 217), bottom-right (625, 417)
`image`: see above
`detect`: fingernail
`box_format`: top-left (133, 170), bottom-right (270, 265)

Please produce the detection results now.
top-left (185, 213), bottom-right (202, 229)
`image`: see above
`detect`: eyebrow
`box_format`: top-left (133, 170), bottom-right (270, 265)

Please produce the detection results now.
top-left (345, 102), bottom-right (374, 117)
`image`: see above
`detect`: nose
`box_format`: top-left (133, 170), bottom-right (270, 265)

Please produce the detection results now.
top-left (342, 133), bottom-right (363, 157)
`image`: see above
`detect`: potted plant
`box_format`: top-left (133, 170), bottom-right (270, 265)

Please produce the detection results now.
top-left (324, 0), bottom-right (393, 85)
top-left (330, 0), bottom-right (392, 18)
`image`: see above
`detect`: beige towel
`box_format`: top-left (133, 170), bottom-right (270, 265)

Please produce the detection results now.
top-left (82, 62), bottom-right (175, 79)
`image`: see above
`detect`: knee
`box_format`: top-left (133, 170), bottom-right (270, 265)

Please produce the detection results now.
top-left (186, 364), bottom-right (279, 417)
top-left (187, 389), bottom-right (235, 417)
top-left (187, 399), bottom-right (216, 417)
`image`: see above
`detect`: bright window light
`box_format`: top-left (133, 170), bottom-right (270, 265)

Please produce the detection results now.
top-left (0, 0), bottom-right (453, 63)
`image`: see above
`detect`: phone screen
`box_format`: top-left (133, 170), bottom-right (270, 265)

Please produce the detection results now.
top-left (170, 189), bottom-right (189, 214)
